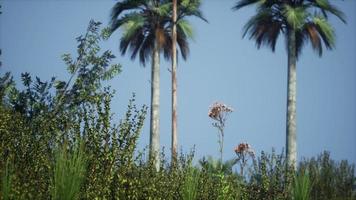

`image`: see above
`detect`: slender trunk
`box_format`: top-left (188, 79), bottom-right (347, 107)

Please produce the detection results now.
top-left (150, 38), bottom-right (160, 171)
top-left (286, 29), bottom-right (297, 170)
top-left (171, 0), bottom-right (178, 166)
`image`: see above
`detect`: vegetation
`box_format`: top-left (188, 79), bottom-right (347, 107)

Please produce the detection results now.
top-left (0, 1), bottom-right (354, 200)
top-left (233, 0), bottom-right (346, 168)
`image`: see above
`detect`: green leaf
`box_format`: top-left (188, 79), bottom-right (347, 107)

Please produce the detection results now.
top-left (283, 5), bottom-right (307, 30)
top-left (154, 2), bottom-right (171, 17)
top-left (54, 80), bottom-right (66, 90)
top-left (315, 0), bottom-right (346, 23)
top-left (182, 0), bottom-right (190, 8)
top-left (122, 14), bottom-right (145, 41)
top-left (232, 0), bottom-right (263, 10)
top-left (101, 27), bottom-right (112, 40)
top-left (177, 20), bottom-right (194, 39)
top-left (103, 64), bottom-right (122, 81)
top-left (21, 72), bottom-right (32, 87)
top-left (313, 16), bottom-right (335, 48)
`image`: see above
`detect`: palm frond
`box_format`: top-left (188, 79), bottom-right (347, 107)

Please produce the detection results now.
top-left (111, 12), bottom-right (145, 33)
top-left (110, 0), bottom-right (146, 24)
top-left (119, 24), bottom-right (144, 56)
top-left (121, 14), bottom-right (145, 40)
top-left (129, 29), bottom-right (146, 60)
top-left (177, 30), bottom-right (189, 60)
top-left (282, 5), bottom-right (307, 30)
top-left (295, 29), bottom-right (308, 59)
top-left (311, 0), bottom-right (346, 23)
top-left (243, 9), bottom-right (282, 52)
top-left (139, 32), bottom-right (155, 65)
top-left (242, 9), bottom-right (269, 38)
top-left (313, 16), bottom-right (335, 49)
top-left (303, 23), bottom-right (322, 56)
top-left (163, 30), bottom-right (173, 61)
top-left (177, 20), bottom-right (194, 39)
top-left (232, 0), bottom-right (263, 10)
top-left (153, 2), bottom-right (171, 17)
top-left (178, 0), bottom-right (208, 22)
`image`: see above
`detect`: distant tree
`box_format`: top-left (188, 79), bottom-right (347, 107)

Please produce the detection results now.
top-left (110, 0), bottom-right (206, 170)
top-left (233, 0), bottom-right (346, 168)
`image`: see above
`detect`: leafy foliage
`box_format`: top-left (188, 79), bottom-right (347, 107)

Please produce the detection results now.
top-left (299, 151), bottom-right (356, 200)
top-left (0, 20), bottom-right (143, 199)
top-left (246, 150), bottom-right (293, 200)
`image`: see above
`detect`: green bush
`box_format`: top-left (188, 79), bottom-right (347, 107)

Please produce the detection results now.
top-left (246, 150), bottom-right (293, 200)
top-left (299, 151), bottom-right (356, 200)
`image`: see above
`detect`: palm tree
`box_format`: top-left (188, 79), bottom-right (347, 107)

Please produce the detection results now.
top-left (171, 0), bottom-right (178, 165)
top-left (233, 0), bottom-right (346, 168)
top-left (171, 0), bottom-right (206, 165)
top-left (110, 0), bottom-right (206, 170)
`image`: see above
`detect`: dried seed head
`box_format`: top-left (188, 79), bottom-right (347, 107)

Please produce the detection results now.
top-left (208, 102), bottom-right (233, 120)
top-left (234, 142), bottom-right (255, 157)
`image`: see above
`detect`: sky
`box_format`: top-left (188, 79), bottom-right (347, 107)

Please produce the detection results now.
top-left (1, 0), bottom-right (355, 165)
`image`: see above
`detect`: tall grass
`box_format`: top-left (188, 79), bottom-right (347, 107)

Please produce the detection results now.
top-left (293, 171), bottom-right (312, 200)
top-left (1, 160), bottom-right (12, 200)
top-left (51, 141), bottom-right (87, 200)
top-left (182, 166), bottom-right (199, 200)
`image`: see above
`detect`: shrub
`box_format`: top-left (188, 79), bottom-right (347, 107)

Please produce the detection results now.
top-left (299, 151), bottom-right (356, 200)
top-left (247, 149), bottom-right (293, 200)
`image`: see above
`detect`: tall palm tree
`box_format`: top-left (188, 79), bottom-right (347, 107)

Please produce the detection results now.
top-left (171, 0), bottom-right (178, 165)
top-left (171, 0), bottom-right (206, 165)
top-left (110, 0), bottom-right (206, 170)
top-left (233, 0), bottom-right (346, 168)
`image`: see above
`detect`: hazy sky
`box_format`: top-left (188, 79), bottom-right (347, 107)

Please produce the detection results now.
top-left (1, 0), bottom-right (355, 165)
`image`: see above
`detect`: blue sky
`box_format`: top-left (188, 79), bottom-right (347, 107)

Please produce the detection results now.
top-left (1, 0), bottom-right (355, 165)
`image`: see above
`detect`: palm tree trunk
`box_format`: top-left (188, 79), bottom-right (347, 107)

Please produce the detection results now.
top-left (286, 29), bottom-right (297, 170)
top-left (171, 0), bottom-right (178, 166)
top-left (150, 38), bottom-right (160, 171)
